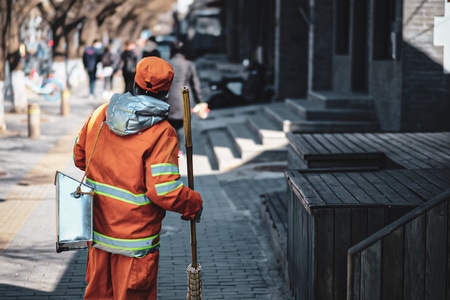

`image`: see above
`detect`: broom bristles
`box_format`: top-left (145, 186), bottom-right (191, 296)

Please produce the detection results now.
top-left (187, 263), bottom-right (202, 300)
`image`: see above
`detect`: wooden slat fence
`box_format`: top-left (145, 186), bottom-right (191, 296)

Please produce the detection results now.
top-left (347, 188), bottom-right (450, 300)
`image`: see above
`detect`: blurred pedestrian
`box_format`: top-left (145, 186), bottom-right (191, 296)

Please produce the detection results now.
top-left (142, 36), bottom-right (161, 58)
top-left (73, 56), bottom-right (203, 300)
top-left (83, 39), bottom-right (103, 99)
top-left (167, 41), bottom-right (205, 155)
top-left (101, 45), bottom-right (118, 92)
top-left (120, 40), bottom-right (138, 93)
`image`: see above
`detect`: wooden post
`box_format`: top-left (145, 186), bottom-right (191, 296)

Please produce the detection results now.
top-left (61, 90), bottom-right (71, 116)
top-left (28, 103), bottom-right (40, 139)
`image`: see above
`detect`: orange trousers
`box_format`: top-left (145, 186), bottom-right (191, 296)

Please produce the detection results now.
top-left (84, 247), bottom-right (159, 300)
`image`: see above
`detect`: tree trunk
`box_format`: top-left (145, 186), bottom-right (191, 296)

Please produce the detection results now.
top-left (80, 17), bottom-right (101, 46)
top-left (0, 81), bottom-right (6, 133)
top-left (53, 25), bottom-right (66, 63)
top-left (0, 1), bottom-right (11, 132)
top-left (9, 9), bottom-right (28, 114)
top-left (11, 70), bottom-right (28, 113)
top-left (67, 29), bottom-right (79, 59)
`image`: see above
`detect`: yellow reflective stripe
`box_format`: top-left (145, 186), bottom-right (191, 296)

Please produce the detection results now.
top-left (86, 178), bottom-right (151, 205)
top-left (155, 179), bottom-right (183, 196)
top-left (93, 231), bottom-right (159, 251)
top-left (151, 163), bottom-right (179, 176)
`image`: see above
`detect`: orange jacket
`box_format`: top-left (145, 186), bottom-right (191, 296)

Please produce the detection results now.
top-left (73, 94), bottom-right (203, 257)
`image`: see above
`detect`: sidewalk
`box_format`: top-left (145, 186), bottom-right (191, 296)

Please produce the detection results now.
top-left (0, 76), bottom-right (292, 299)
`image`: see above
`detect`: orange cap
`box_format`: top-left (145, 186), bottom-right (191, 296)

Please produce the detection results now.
top-left (134, 57), bottom-right (174, 93)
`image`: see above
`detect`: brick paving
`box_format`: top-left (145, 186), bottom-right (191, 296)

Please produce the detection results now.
top-left (0, 74), bottom-right (292, 299)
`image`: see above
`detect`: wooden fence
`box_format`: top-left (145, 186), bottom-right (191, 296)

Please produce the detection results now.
top-left (347, 188), bottom-right (450, 300)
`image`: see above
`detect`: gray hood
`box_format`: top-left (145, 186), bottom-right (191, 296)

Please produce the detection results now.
top-left (105, 92), bottom-right (170, 136)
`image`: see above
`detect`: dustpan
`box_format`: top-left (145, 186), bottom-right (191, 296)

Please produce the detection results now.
top-left (55, 171), bottom-right (93, 253)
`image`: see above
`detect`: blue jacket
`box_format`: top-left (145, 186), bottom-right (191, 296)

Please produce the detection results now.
top-left (83, 46), bottom-right (102, 72)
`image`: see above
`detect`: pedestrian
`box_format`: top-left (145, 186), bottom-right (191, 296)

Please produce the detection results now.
top-left (82, 39), bottom-right (103, 99)
top-left (167, 41), bottom-right (205, 155)
top-left (73, 56), bottom-right (203, 300)
top-left (120, 40), bottom-right (138, 93)
top-left (142, 36), bottom-right (161, 58)
top-left (101, 45), bottom-right (117, 92)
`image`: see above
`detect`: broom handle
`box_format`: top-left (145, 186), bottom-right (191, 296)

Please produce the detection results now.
top-left (182, 86), bottom-right (198, 268)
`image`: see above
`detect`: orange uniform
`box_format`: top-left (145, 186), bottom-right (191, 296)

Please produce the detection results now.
top-left (74, 90), bottom-right (203, 299)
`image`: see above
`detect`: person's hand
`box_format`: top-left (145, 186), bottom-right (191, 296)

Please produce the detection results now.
top-left (192, 103), bottom-right (210, 119)
top-left (194, 207), bottom-right (203, 223)
top-left (181, 206), bottom-right (203, 223)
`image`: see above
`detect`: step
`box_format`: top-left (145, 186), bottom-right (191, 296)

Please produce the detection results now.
top-left (263, 103), bottom-right (301, 132)
top-left (227, 122), bottom-right (288, 161)
top-left (205, 128), bottom-right (243, 171)
top-left (227, 123), bottom-right (264, 159)
top-left (194, 113), bottom-right (248, 133)
top-left (246, 112), bottom-right (288, 147)
top-left (285, 98), bottom-right (377, 122)
top-left (205, 103), bottom-right (264, 120)
top-left (308, 91), bottom-right (374, 109)
top-left (260, 190), bottom-right (288, 281)
top-left (194, 104), bottom-right (264, 133)
top-left (264, 104), bottom-right (379, 133)
top-left (287, 120), bottom-right (379, 133)
top-left (203, 134), bottom-right (219, 171)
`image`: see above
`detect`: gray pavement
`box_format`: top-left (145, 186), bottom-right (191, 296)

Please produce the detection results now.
top-left (0, 73), bottom-right (292, 299)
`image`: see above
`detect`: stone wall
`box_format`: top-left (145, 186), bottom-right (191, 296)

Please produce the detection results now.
top-left (400, 0), bottom-right (450, 131)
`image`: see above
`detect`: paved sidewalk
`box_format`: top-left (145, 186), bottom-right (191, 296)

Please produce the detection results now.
top-left (0, 80), bottom-right (292, 299)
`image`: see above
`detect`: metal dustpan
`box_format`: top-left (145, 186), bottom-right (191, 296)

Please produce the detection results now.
top-left (55, 171), bottom-right (93, 253)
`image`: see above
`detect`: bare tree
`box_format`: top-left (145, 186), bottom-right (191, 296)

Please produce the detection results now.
top-left (37, 0), bottom-right (83, 62)
top-left (8, 1), bottom-right (42, 71)
top-left (1, 0), bottom-right (177, 118)
top-left (0, 0), bottom-right (41, 125)
top-left (0, 0), bottom-right (11, 82)
top-left (101, 0), bottom-right (175, 45)
top-left (0, 0), bottom-right (12, 132)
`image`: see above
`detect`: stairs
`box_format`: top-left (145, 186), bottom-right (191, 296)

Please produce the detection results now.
top-left (199, 91), bottom-right (379, 171)
top-left (195, 105), bottom-right (289, 171)
top-left (281, 91), bottom-right (379, 133)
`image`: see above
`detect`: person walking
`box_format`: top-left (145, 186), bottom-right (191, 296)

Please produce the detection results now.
top-left (167, 41), bottom-right (204, 154)
top-left (82, 39), bottom-right (103, 99)
top-left (120, 40), bottom-right (138, 93)
top-left (73, 56), bottom-right (203, 300)
top-left (142, 36), bottom-right (161, 58)
top-left (101, 45), bottom-right (118, 92)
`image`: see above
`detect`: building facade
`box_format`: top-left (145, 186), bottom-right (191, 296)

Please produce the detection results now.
top-left (189, 0), bottom-right (450, 132)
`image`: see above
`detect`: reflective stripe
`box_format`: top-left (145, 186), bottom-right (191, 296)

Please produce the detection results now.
top-left (93, 231), bottom-right (160, 258)
top-left (155, 179), bottom-right (183, 196)
top-left (151, 163), bottom-right (179, 176)
top-left (86, 178), bottom-right (151, 206)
